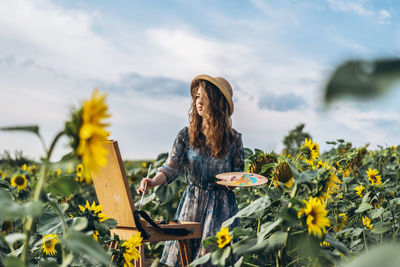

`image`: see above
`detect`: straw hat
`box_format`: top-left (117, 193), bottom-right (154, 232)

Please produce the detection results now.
top-left (190, 74), bottom-right (234, 116)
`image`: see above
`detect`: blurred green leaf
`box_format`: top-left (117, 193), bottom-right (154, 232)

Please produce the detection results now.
top-left (71, 217), bottom-right (88, 231)
top-left (324, 59), bottom-right (400, 103)
top-left (0, 125), bottom-right (39, 135)
top-left (0, 190), bottom-right (44, 219)
top-left (45, 176), bottom-right (78, 197)
top-left (4, 256), bottom-right (24, 267)
top-left (189, 253), bottom-right (211, 266)
top-left (62, 229), bottom-right (110, 265)
top-left (257, 219), bottom-right (282, 243)
top-left (211, 246), bottom-right (231, 266)
top-left (341, 243), bottom-right (400, 267)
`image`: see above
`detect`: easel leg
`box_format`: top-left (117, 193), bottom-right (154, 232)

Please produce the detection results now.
top-left (178, 240), bottom-right (188, 266)
top-left (134, 244), bottom-right (145, 267)
top-left (183, 240), bottom-right (191, 264)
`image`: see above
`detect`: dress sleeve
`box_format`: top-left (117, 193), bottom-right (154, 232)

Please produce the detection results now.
top-left (156, 127), bottom-right (188, 185)
top-left (231, 131), bottom-right (244, 172)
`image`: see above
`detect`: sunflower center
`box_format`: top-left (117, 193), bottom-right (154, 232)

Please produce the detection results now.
top-left (220, 235), bottom-right (226, 243)
top-left (15, 176), bottom-right (25, 186)
top-left (309, 209), bottom-right (317, 224)
top-left (45, 240), bottom-right (53, 249)
top-left (370, 175), bottom-right (376, 182)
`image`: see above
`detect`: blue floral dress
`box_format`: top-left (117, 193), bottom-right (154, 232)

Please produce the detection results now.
top-left (158, 127), bottom-right (244, 266)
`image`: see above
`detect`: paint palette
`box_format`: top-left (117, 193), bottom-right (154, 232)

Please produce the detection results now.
top-left (216, 172), bottom-right (268, 187)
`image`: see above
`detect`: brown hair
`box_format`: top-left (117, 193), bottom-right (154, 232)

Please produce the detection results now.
top-left (188, 80), bottom-right (232, 158)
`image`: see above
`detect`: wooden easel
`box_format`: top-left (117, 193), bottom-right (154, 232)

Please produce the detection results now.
top-left (91, 140), bottom-right (202, 266)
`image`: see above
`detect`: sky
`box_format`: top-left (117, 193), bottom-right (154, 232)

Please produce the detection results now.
top-left (1, 0), bottom-right (400, 161)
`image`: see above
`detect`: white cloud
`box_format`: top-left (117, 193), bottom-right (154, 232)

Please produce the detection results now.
top-left (378, 9), bottom-right (391, 24)
top-left (327, 0), bottom-right (374, 16)
top-left (328, 35), bottom-right (370, 53)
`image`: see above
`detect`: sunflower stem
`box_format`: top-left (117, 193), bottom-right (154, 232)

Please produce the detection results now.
top-left (50, 201), bottom-right (67, 263)
top-left (21, 130), bottom-right (64, 264)
top-left (362, 227), bottom-right (368, 252)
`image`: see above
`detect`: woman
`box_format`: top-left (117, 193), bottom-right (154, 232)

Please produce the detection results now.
top-left (137, 74), bottom-right (244, 266)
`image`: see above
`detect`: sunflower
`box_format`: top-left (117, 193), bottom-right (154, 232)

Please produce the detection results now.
top-left (298, 197), bottom-right (330, 238)
top-left (317, 172), bottom-right (342, 202)
top-left (0, 169), bottom-right (5, 179)
top-left (248, 153), bottom-right (277, 177)
top-left (28, 164), bottom-right (37, 175)
top-left (362, 216), bottom-right (373, 230)
top-left (366, 168), bottom-right (382, 186)
top-left (10, 174), bottom-right (27, 191)
top-left (92, 230), bottom-right (99, 242)
top-left (42, 234), bottom-right (58, 256)
top-left (217, 226), bottom-right (232, 248)
top-left (75, 173), bottom-right (84, 182)
top-left (313, 160), bottom-right (325, 170)
top-left (273, 160), bottom-right (293, 186)
top-left (320, 240), bottom-right (330, 247)
top-left (334, 213), bottom-right (347, 232)
top-left (76, 164), bottom-right (84, 173)
top-left (122, 231), bottom-right (143, 267)
top-left (77, 89), bottom-right (111, 178)
top-left (300, 138), bottom-right (319, 165)
top-left (79, 200), bottom-right (109, 222)
top-left (22, 164), bottom-right (27, 171)
top-left (355, 184), bottom-right (365, 198)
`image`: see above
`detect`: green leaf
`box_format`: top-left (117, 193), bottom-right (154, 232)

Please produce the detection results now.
top-left (37, 208), bottom-right (70, 235)
top-left (71, 217), bottom-right (88, 231)
top-left (234, 231), bottom-right (286, 256)
top-left (324, 59), bottom-right (400, 103)
top-left (296, 170), bottom-right (318, 184)
top-left (325, 234), bottom-right (349, 255)
top-left (257, 219), bottom-right (282, 243)
top-left (0, 125), bottom-right (39, 135)
top-left (45, 176), bottom-right (78, 197)
top-left (371, 207), bottom-right (385, 219)
top-left (352, 228), bottom-right (363, 237)
top-left (340, 243), bottom-right (400, 267)
top-left (234, 256), bottom-right (243, 267)
top-left (355, 203), bottom-right (373, 213)
top-left (265, 187), bottom-right (282, 201)
top-left (189, 253), bottom-right (211, 266)
top-left (211, 246), bottom-right (231, 266)
top-left (4, 256), bottom-right (24, 267)
top-left (371, 222), bottom-right (392, 235)
top-left (203, 236), bottom-right (218, 249)
top-left (62, 229), bottom-right (110, 265)
top-left (0, 190), bottom-right (44, 219)
top-left (260, 163), bottom-right (274, 174)
top-left (222, 196), bottom-right (271, 227)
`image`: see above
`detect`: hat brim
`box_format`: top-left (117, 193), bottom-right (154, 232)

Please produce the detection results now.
top-left (190, 74), bottom-right (234, 116)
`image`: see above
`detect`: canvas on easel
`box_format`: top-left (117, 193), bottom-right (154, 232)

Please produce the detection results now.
top-left (91, 140), bottom-right (202, 266)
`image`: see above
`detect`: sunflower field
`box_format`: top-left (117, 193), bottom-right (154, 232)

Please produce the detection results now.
top-left (2, 59), bottom-right (400, 267)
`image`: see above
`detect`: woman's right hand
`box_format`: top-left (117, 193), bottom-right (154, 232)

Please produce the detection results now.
top-left (136, 178), bottom-right (156, 195)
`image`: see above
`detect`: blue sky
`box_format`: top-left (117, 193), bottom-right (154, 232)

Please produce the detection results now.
top-left (0, 0), bottom-right (400, 160)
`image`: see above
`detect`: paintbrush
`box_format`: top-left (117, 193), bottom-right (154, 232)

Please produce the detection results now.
top-left (139, 164), bottom-right (152, 210)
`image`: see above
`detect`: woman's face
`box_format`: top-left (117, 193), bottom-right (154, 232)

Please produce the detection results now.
top-left (195, 87), bottom-right (204, 116)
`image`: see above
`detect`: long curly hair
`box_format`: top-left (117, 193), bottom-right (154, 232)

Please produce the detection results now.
top-left (188, 80), bottom-right (233, 158)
